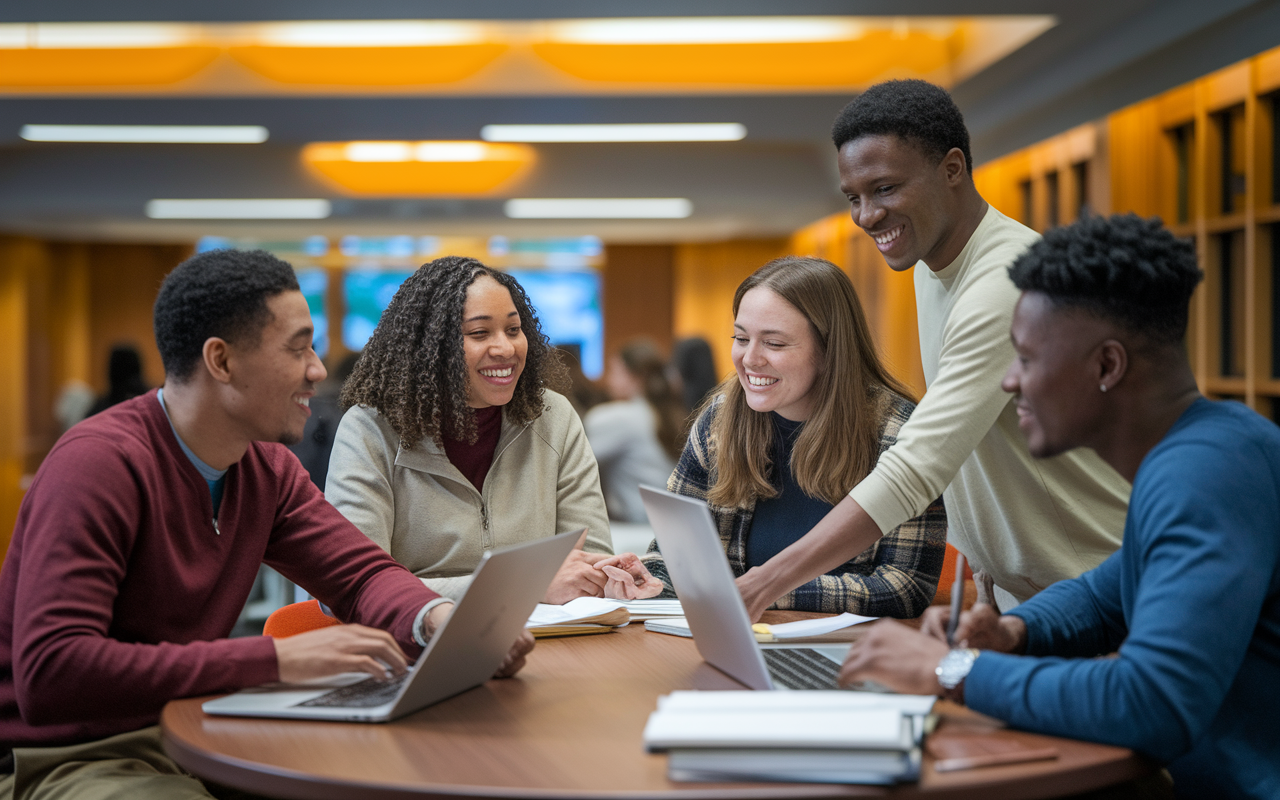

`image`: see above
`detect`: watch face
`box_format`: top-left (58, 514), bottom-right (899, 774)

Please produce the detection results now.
top-left (936, 648), bottom-right (978, 689)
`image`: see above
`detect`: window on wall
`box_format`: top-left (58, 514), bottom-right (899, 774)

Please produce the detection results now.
top-left (342, 269), bottom-right (414, 352)
top-left (1171, 123), bottom-right (1194, 224)
top-left (1218, 230), bottom-right (1247, 377)
top-left (1019, 179), bottom-right (1033, 227)
top-left (296, 269), bottom-right (328, 361)
top-left (1073, 161), bottom-right (1090, 219)
top-left (1045, 171), bottom-right (1060, 229)
top-left (1218, 105), bottom-right (1247, 215)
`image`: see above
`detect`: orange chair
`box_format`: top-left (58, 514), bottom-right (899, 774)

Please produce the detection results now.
top-left (262, 599), bottom-right (342, 638)
top-left (930, 543), bottom-right (975, 606)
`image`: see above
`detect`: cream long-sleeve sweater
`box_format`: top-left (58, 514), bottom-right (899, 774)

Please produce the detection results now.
top-left (849, 206), bottom-right (1129, 606)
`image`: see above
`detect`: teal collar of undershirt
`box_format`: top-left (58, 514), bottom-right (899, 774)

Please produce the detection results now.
top-left (156, 389), bottom-right (228, 520)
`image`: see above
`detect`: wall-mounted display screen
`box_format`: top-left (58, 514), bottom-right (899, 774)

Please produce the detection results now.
top-left (342, 269), bottom-right (415, 352)
top-left (296, 268), bottom-right (329, 361)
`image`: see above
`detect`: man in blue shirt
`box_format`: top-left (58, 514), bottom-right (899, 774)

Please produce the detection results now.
top-left (840, 214), bottom-right (1279, 799)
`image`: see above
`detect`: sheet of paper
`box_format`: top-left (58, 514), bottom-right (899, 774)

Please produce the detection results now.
top-left (760, 612), bottom-right (878, 639)
top-left (525, 597), bottom-right (624, 627)
top-left (656, 690), bottom-right (937, 716)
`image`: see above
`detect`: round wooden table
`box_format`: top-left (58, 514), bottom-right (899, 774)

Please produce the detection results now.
top-left (162, 617), bottom-right (1152, 800)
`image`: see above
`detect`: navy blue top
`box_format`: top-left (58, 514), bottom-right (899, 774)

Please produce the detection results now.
top-left (965, 399), bottom-right (1280, 799)
top-left (745, 413), bottom-right (834, 569)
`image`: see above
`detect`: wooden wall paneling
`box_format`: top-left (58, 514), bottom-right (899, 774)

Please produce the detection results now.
top-left (87, 243), bottom-right (189, 394)
top-left (1244, 69), bottom-right (1260, 408)
top-left (324, 265), bottom-right (350, 370)
top-left (601, 244), bottom-right (675, 362)
top-left (1193, 78), bottom-right (1212, 392)
top-left (673, 239), bottom-right (787, 382)
top-left (0, 239), bottom-right (34, 557)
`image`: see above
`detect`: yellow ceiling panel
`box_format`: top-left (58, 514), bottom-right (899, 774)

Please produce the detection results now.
top-left (0, 47), bottom-right (219, 87)
top-left (303, 141), bottom-right (534, 196)
top-left (228, 43), bottom-right (508, 86)
top-left (532, 30), bottom-right (959, 86)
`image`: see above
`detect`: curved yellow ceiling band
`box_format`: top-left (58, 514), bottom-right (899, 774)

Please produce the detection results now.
top-left (229, 43), bottom-right (508, 86)
top-left (0, 47), bottom-right (219, 87)
top-left (303, 141), bottom-right (535, 196)
top-left (532, 31), bottom-right (954, 86)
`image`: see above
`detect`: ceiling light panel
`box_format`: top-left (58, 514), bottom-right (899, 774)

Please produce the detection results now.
top-left (0, 23), bottom-right (203, 49)
top-left (145, 199), bottom-right (331, 219)
top-left (303, 141), bottom-right (533, 196)
top-left (480, 123), bottom-right (746, 142)
top-left (504, 198), bottom-right (692, 219)
top-left (248, 21), bottom-right (489, 48)
top-left (547, 18), bottom-right (866, 45)
top-left (20, 125), bottom-right (268, 143)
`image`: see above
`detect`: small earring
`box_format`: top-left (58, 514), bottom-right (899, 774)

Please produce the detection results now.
top-left (1099, 384), bottom-right (1108, 393)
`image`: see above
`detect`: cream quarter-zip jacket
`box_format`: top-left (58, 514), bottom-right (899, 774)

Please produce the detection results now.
top-left (326, 390), bottom-right (613, 600)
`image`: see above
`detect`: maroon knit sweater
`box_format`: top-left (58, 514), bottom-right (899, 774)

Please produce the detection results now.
top-left (0, 391), bottom-right (440, 749)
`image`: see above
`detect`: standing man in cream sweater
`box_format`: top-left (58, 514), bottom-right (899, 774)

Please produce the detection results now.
top-left (736, 80), bottom-right (1128, 618)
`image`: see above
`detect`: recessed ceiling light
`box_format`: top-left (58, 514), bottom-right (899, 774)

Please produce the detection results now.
top-left (504, 198), bottom-right (692, 219)
top-left (0, 23), bottom-right (202, 49)
top-left (480, 123), bottom-right (746, 143)
top-left (547, 17), bottom-right (866, 45)
top-left (20, 125), bottom-right (268, 144)
top-left (249, 21), bottom-right (488, 48)
top-left (145, 199), bottom-right (331, 219)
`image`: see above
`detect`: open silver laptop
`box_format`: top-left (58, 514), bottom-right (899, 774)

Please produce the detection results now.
top-left (639, 486), bottom-right (856, 691)
top-left (203, 529), bottom-right (581, 722)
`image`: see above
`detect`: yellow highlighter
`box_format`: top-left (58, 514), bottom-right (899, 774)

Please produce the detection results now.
top-left (751, 623), bottom-right (775, 643)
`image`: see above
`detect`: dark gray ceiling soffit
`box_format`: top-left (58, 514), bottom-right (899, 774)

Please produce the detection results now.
top-left (958, 0), bottom-right (1280, 162)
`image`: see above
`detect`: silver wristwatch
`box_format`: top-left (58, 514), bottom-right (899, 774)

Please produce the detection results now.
top-left (935, 648), bottom-right (980, 690)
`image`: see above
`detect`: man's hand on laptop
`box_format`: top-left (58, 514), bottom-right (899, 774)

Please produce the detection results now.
top-left (494, 630), bottom-right (536, 678)
top-left (838, 619), bottom-right (950, 696)
top-left (596, 553), bottom-right (664, 599)
top-left (543, 549), bottom-right (609, 603)
top-left (273, 624), bottom-right (410, 683)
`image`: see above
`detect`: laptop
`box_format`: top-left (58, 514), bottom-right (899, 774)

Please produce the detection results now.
top-left (203, 529), bottom-right (581, 722)
top-left (639, 485), bottom-right (861, 691)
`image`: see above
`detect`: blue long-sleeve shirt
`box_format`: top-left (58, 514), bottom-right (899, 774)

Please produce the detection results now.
top-left (964, 398), bottom-right (1280, 799)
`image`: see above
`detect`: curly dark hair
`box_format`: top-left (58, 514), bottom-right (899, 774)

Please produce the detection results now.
top-left (831, 79), bottom-right (973, 174)
top-left (340, 256), bottom-right (569, 448)
top-left (153, 249), bottom-right (300, 382)
top-left (1007, 213), bottom-right (1203, 345)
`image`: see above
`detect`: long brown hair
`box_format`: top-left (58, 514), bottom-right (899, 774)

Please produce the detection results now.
top-left (706, 256), bottom-right (913, 508)
top-left (340, 256), bottom-right (569, 448)
top-left (616, 338), bottom-right (687, 459)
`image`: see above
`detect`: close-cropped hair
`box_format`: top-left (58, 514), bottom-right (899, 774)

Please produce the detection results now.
top-left (831, 79), bottom-right (973, 174)
top-left (153, 248), bottom-right (300, 383)
top-left (340, 255), bottom-right (569, 448)
top-left (707, 256), bottom-right (914, 509)
top-left (1007, 213), bottom-right (1203, 346)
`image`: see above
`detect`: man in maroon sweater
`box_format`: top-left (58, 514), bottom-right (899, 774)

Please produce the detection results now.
top-left (0, 249), bottom-right (534, 799)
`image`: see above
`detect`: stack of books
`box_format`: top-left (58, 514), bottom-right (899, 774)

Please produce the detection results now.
top-left (643, 691), bottom-right (937, 785)
top-left (525, 597), bottom-right (686, 638)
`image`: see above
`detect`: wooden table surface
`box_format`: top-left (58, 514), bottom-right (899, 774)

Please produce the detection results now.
top-left (162, 613), bottom-right (1151, 800)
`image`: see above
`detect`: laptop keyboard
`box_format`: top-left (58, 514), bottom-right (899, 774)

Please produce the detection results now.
top-left (762, 648), bottom-right (841, 690)
top-left (296, 673), bottom-right (409, 708)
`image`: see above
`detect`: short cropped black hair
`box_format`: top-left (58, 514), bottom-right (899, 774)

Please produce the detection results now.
top-left (831, 79), bottom-right (973, 174)
top-left (1007, 214), bottom-right (1203, 346)
top-left (153, 249), bottom-right (300, 382)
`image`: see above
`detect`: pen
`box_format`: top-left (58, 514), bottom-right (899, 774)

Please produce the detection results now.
top-left (945, 553), bottom-right (965, 647)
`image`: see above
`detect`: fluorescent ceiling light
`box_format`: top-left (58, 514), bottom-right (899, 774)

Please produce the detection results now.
top-left (20, 125), bottom-right (268, 144)
top-left (336, 141), bottom-right (503, 162)
top-left (0, 23), bottom-right (201, 49)
top-left (251, 21), bottom-right (486, 47)
top-left (505, 198), bottom-right (692, 219)
top-left (548, 17), bottom-right (865, 45)
top-left (145, 199), bottom-right (331, 219)
top-left (481, 123), bottom-right (746, 142)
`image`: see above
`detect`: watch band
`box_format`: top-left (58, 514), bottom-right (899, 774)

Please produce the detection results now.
top-left (935, 647), bottom-right (980, 691)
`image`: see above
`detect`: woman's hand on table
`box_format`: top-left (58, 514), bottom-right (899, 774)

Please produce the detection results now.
top-left (596, 553), bottom-right (664, 599)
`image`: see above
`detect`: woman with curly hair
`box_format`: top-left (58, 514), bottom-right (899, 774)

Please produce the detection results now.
top-left (326, 256), bottom-right (615, 603)
top-left (600, 256), bottom-right (947, 618)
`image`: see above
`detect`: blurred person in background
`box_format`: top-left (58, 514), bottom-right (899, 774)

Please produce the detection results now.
top-left (602, 257), bottom-right (947, 616)
top-left (584, 338), bottom-right (686, 524)
top-left (556, 344), bottom-right (609, 419)
top-left (289, 351), bottom-right (360, 490)
top-left (670, 336), bottom-right (719, 414)
top-left (86, 344), bottom-right (149, 417)
top-left (326, 256), bottom-right (619, 603)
